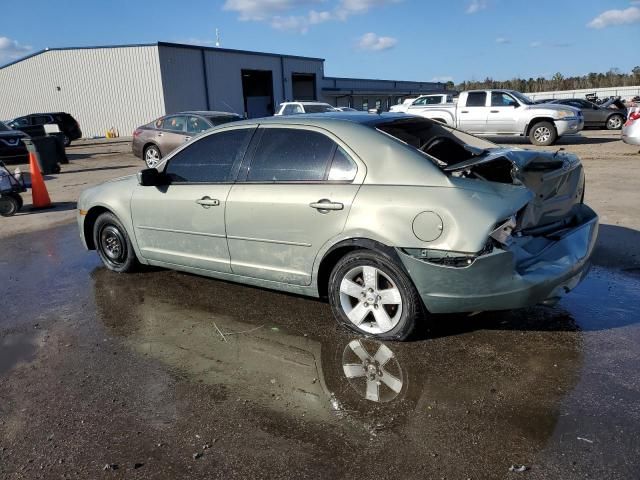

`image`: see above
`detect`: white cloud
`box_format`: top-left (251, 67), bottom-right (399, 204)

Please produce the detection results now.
top-left (529, 40), bottom-right (542, 47)
top-left (431, 76), bottom-right (454, 83)
top-left (466, 0), bottom-right (487, 14)
top-left (357, 32), bottom-right (398, 51)
top-left (495, 37), bottom-right (510, 44)
top-left (587, 6), bottom-right (640, 28)
top-left (224, 0), bottom-right (402, 31)
top-left (0, 37), bottom-right (32, 62)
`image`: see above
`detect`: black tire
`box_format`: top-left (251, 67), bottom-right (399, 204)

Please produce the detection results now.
top-left (93, 212), bottom-right (139, 273)
top-left (143, 145), bottom-right (162, 169)
top-left (8, 192), bottom-right (23, 210)
top-left (606, 114), bottom-right (624, 130)
top-left (529, 121), bottom-right (557, 146)
top-left (0, 195), bottom-right (19, 217)
top-left (328, 250), bottom-right (424, 341)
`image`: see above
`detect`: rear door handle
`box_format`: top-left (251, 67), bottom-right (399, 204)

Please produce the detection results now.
top-left (196, 196), bottom-right (220, 208)
top-left (461, 110), bottom-right (469, 113)
top-left (157, 132), bottom-right (164, 137)
top-left (184, 136), bottom-right (191, 142)
top-left (490, 110), bottom-right (499, 113)
top-left (309, 199), bottom-right (344, 213)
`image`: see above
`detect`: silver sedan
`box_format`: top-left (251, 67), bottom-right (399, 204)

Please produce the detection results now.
top-left (78, 113), bottom-right (598, 340)
top-left (622, 106), bottom-right (640, 146)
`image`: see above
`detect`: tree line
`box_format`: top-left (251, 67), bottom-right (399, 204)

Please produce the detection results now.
top-left (447, 67), bottom-right (640, 93)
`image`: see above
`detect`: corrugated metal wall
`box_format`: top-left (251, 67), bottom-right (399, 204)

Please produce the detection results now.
top-left (158, 46), bottom-right (207, 114)
top-left (527, 86), bottom-right (640, 101)
top-left (0, 46), bottom-right (165, 138)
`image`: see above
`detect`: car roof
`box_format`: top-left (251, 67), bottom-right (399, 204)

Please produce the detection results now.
top-left (280, 101), bottom-right (333, 105)
top-left (229, 111), bottom-right (413, 128)
top-left (172, 111), bottom-right (241, 117)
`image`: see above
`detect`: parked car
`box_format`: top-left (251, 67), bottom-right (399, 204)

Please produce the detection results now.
top-left (9, 112), bottom-right (81, 147)
top-left (546, 98), bottom-right (626, 130)
top-left (0, 121), bottom-right (29, 164)
top-left (335, 107), bottom-right (358, 112)
top-left (78, 113), bottom-right (597, 340)
top-left (413, 90), bottom-right (583, 146)
top-left (389, 94), bottom-right (455, 113)
top-left (132, 111), bottom-right (242, 168)
top-left (622, 106), bottom-right (640, 146)
top-left (275, 102), bottom-right (338, 115)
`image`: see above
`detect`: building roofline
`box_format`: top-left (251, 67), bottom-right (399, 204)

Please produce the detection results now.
top-left (325, 75), bottom-right (444, 87)
top-left (0, 41), bottom-right (325, 70)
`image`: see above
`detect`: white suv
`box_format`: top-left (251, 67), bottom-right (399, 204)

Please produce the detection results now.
top-left (275, 102), bottom-right (338, 116)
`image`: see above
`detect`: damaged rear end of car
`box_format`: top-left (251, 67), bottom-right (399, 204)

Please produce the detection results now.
top-left (378, 117), bottom-right (598, 314)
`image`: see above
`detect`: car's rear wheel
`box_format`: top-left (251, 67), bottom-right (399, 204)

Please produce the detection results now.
top-left (0, 195), bottom-right (20, 217)
top-left (529, 121), bottom-right (557, 146)
top-left (606, 114), bottom-right (624, 130)
top-left (144, 145), bottom-right (162, 168)
top-left (93, 212), bottom-right (138, 273)
top-left (328, 250), bottom-right (424, 341)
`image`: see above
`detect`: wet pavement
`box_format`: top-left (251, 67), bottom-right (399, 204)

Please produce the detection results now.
top-left (1, 224), bottom-right (640, 479)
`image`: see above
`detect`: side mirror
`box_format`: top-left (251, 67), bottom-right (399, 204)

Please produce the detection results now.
top-left (511, 102), bottom-right (520, 108)
top-left (137, 168), bottom-right (167, 186)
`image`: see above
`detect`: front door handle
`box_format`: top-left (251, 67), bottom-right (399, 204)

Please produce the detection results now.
top-left (460, 110), bottom-right (469, 113)
top-left (184, 136), bottom-right (191, 142)
top-left (196, 196), bottom-right (220, 208)
top-left (490, 110), bottom-right (500, 113)
top-left (309, 199), bottom-right (344, 213)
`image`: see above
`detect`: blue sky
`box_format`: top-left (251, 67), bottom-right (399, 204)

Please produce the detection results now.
top-left (1, 0), bottom-right (639, 83)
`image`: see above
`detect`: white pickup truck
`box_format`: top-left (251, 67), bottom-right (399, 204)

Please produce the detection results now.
top-left (410, 89), bottom-right (584, 146)
top-left (389, 93), bottom-right (454, 113)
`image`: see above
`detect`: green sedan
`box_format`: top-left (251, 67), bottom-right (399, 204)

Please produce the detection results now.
top-left (78, 113), bottom-right (598, 340)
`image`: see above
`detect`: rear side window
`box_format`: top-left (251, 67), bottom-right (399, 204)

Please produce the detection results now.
top-left (328, 147), bottom-right (357, 181)
top-left (247, 128), bottom-right (335, 182)
top-left (165, 128), bottom-right (253, 183)
top-left (465, 92), bottom-right (487, 107)
top-left (32, 115), bottom-right (53, 125)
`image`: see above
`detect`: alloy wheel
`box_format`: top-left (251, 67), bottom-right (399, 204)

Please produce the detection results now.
top-left (339, 265), bottom-right (403, 334)
top-left (342, 339), bottom-right (403, 402)
top-left (533, 126), bottom-right (551, 144)
top-left (145, 147), bottom-right (160, 168)
top-left (608, 116), bottom-right (622, 130)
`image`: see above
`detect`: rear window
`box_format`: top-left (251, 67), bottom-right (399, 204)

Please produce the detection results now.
top-left (247, 128), bottom-right (336, 182)
top-left (206, 116), bottom-right (240, 127)
top-left (465, 92), bottom-right (487, 107)
top-left (304, 104), bottom-right (335, 113)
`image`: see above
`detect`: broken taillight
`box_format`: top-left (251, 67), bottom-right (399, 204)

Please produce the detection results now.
top-left (625, 112), bottom-right (640, 126)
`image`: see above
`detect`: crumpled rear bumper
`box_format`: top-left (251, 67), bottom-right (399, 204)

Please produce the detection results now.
top-left (398, 204), bottom-right (599, 314)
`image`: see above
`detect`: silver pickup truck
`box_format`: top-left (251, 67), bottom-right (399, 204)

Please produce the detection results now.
top-left (411, 89), bottom-right (584, 146)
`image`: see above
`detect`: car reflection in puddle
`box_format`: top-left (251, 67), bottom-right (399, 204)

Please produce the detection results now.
top-left (92, 265), bottom-right (584, 449)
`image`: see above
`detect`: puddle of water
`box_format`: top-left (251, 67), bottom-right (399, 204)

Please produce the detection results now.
top-left (0, 331), bottom-right (40, 376)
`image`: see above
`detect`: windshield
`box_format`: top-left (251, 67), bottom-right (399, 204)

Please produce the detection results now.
top-left (0, 121), bottom-right (11, 132)
top-left (304, 104), bottom-right (335, 113)
top-left (510, 91), bottom-right (534, 105)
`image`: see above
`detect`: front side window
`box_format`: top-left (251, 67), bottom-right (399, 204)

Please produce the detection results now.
top-left (11, 118), bottom-right (29, 127)
top-left (466, 92), bottom-right (487, 107)
top-left (186, 116), bottom-right (211, 134)
top-left (491, 92), bottom-right (517, 107)
top-left (247, 128), bottom-right (336, 182)
top-left (165, 128), bottom-right (253, 183)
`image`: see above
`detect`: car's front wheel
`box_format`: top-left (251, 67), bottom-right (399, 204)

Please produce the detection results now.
top-left (328, 250), bottom-right (424, 340)
top-left (606, 114), bottom-right (624, 130)
top-left (144, 145), bottom-right (162, 168)
top-left (93, 212), bottom-right (139, 273)
top-left (529, 121), bottom-right (558, 146)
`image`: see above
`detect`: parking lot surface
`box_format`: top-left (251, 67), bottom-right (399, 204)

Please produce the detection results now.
top-left (1, 130), bottom-right (640, 479)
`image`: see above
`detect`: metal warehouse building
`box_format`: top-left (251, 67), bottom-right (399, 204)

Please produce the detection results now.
top-left (0, 42), bottom-right (445, 138)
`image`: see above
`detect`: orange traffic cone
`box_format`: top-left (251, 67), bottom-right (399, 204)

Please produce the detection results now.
top-left (29, 151), bottom-right (52, 209)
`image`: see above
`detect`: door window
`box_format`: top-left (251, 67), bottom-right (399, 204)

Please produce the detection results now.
top-left (328, 146), bottom-right (357, 181)
top-left (162, 116), bottom-right (186, 132)
top-left (186, 116), bottom-right (210, 134)
top-left (11, 117), bottom-right (29, 127)
top-left (465, 92), bottom-right (487, 107)
top-left (32, 115), bottom-right (53, 125)
top-left (247, 128), bottom-right (336, 182)
top-left (491, 92), bottom-right (518, 107)
top-left (165, 128), bottom-right (253, 183)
